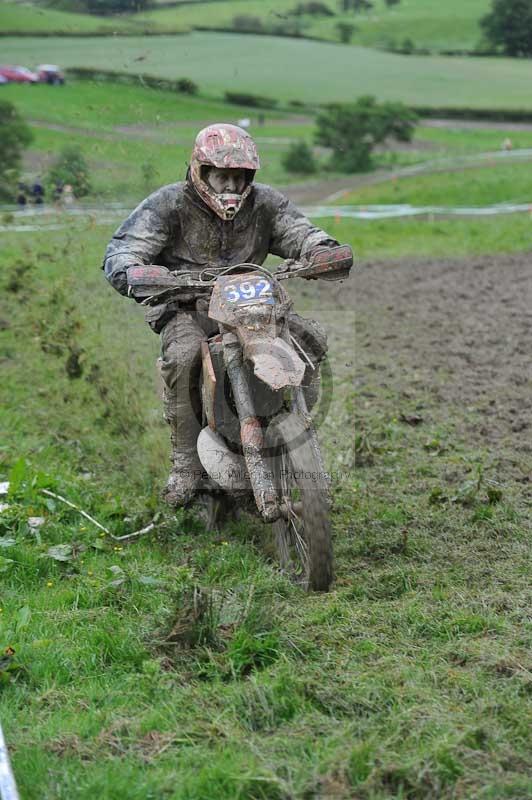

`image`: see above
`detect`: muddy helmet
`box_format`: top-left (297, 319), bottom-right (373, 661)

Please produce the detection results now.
top-left (190, 123), bottom-right (260, 220)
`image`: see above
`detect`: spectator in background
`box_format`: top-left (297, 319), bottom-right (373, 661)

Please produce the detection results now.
top-left (31, 178), bottom-right (45, 205)
top-left (63, 184), bottom-right (75, 206)
top-left (52, 181), bottom-right (64, 205)
top-left (16, 182), bottom-right (28, 207)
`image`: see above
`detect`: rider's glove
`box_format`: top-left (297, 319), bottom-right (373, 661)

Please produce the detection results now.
top-left (302, 244), bottom-right (354, 281)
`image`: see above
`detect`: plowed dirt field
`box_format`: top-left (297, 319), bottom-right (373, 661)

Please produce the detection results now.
top-left (349, 253), bottom-right (531, 485)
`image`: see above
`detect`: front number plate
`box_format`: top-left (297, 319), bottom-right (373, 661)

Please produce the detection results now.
top-left (222, 275), bottom-right (275, 305)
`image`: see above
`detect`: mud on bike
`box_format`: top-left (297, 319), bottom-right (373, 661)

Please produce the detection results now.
top-left (127, 245), bottom-right (353, 591)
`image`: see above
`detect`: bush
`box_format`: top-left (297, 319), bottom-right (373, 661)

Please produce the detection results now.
top-left (290, 2), bottom-right (335, 16)
top-left (271, 19), bottom-right (306, 36)
top-left (0, 100), bottom-right (33, 201)
top-left (282, 141), bottom-right (317, 174)
top-left (336, 21), bottom-right (356, 42)
top-left (315, 95), bottom-right (417, 172)
top-left (176, 78), bottom-right (198, 95)
top-left (224, 92), bottom-right (278, 109)
top-left (85, 0), bottom-right (148, 12)
top-left (481, 0), bottom-right (532, 56)
top-left (65, 68), bottom-right (198, 95)
top-left (47, 147), bottom-right (91, 198)
top-left (338, 0), bottom-right (373, 10)
top-left (232, 15), bottom-right (264, 33)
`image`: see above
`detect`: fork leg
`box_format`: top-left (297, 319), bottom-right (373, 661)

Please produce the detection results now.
top-left (222, 333), bottom-right (280, 522)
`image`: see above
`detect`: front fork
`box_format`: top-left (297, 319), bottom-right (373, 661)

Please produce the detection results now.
top-left (222, 331), bottom-right (281, 522)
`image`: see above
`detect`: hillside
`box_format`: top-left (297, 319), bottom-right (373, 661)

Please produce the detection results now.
top-left (2, 32), bottom-right (532, 110)
top-left (1, 0), bottom-right (491, 51)
top-left (137, 0), bottom-right (491, 52)
top-left (0, 1), bottom-right (162, 35)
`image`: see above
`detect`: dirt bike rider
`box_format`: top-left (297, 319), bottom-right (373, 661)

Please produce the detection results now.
top-left (103, 123), bottom-right (343, 507)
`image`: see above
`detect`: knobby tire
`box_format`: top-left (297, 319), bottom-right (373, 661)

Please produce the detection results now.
top-left (267, 413), bottom-right (333, 592)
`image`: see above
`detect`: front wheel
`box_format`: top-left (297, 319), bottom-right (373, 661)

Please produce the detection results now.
top-left (266, 413), bottom-right (333, 591)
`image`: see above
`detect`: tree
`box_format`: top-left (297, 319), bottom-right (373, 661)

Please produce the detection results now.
top-left (336, 21), bottom-right (356, 42)
top-left (0, 100), bottom-right (33, 201)
top-left (315, 95), bottom-right (417, 172)
top-left (47, 147), bottom-right (92, 197)
top-left (282, 141), bottom-right (317, 174)
top-left (481, 0), bottom-right (532, 56)
top-left (384, 0), bottom-right (400, 6)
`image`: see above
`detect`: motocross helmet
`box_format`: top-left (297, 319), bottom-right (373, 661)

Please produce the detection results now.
top-left (190, 124), bottom-right (260, 221)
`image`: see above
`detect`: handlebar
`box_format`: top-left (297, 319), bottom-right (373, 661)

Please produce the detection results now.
top-left (127, 245), bottom-right (353, 303)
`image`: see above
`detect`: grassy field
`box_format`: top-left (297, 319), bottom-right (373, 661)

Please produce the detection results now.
top-left (1, 81), bottom-right (311, 201)
top-left (419, 125), bottom-right (532, 154)
top-left (7, 78), bottom-right (532, 206)
top-left (1, 216), bottom-right (531, 799)
top-left (1, 0), bottom-right (491, 51)
top-left (0, 1), bottom-right (158, 35)
top-left (334, 160), bottom-right (532, 207)
top-left (137, 0), bottom-right (491, 52)
top-left (3, 33), bottom-right (532, 109)
top-left (313, 214), bottom-right (532, 260)
top-left (0, 82), bottom-right (289, 132)
top-left (24, 124), bottom-right (311, 201)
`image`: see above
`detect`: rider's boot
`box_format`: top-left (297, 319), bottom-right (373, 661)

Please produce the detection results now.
top-left (158, 313), bottom-right (207, 508)
top-left (161, 381), bottom-right (204, 508)
top-left (163, 423), bottom-right (204, 507)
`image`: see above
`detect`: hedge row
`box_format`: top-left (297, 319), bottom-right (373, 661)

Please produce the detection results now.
top-left (65, 67), bottom-right (198, 95)
top-left (412, 106), bottom-right (532, 123)
top-left (224, 91), bottom-right (278, 110)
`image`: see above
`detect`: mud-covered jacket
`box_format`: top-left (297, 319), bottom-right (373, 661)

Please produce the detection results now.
top-left (103, 180), bottom-right (337, 302)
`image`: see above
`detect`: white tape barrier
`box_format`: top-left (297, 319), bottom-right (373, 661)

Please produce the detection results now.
top-left (303, 202), bottom-right (532, 220)
top-left (2, 202), bottom-right (532, 233)
top-left (0, 722), bottom-right (20, 800)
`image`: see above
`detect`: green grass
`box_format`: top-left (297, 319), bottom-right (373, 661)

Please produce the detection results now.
top-left (1, 81), bottom-right (290, 131)
top-left (137, 0), bottom-right (491, 52)
top-left (1, 80), bottom-right (312, 202)
top-left (334, 159), bottom-right (532, 207)
top-left (0, 0), bottom-right (491, 50)
top-left (23, 123), bottom-right (315, 203)
top-left (0, 221), bottom-right (530, 798)
top-left (3, 32), bottom-right (532, 109)
top-left (314, 214), bottom-right (532, 259)
top-left (9, 79), bottom-right (532, 208)
top-left (418, 124), bottom-right (532, 155)
top-left (0, 1), bottom-right (156, 35)
top-left (9, 82), bottom-right (532, 208)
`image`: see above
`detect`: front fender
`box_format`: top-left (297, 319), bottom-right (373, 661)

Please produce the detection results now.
top-left (244, 337), bottom-right (305, 390)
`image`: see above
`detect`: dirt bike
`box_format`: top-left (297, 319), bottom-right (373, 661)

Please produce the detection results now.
top-left (127, 245), bottom-right (353, 591)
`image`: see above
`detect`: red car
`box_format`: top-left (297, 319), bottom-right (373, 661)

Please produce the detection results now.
top-left (0, 65), bottom-right (38, 84)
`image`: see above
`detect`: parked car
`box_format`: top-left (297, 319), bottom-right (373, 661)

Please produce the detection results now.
top-left (37, 65), bottom-right (65, 85)
top-left (0, 65), bottom-right (38, 83)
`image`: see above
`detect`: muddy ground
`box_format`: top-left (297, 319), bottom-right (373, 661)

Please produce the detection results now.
top-left (330, 253), bottom-right (532, 489)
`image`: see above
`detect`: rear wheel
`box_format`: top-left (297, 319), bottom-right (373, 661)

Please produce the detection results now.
top-left (267, 413), bottom-right (333, 591)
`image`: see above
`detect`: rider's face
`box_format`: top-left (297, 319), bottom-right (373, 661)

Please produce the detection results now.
top-left (207, 167), bottom-right (246, 195)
